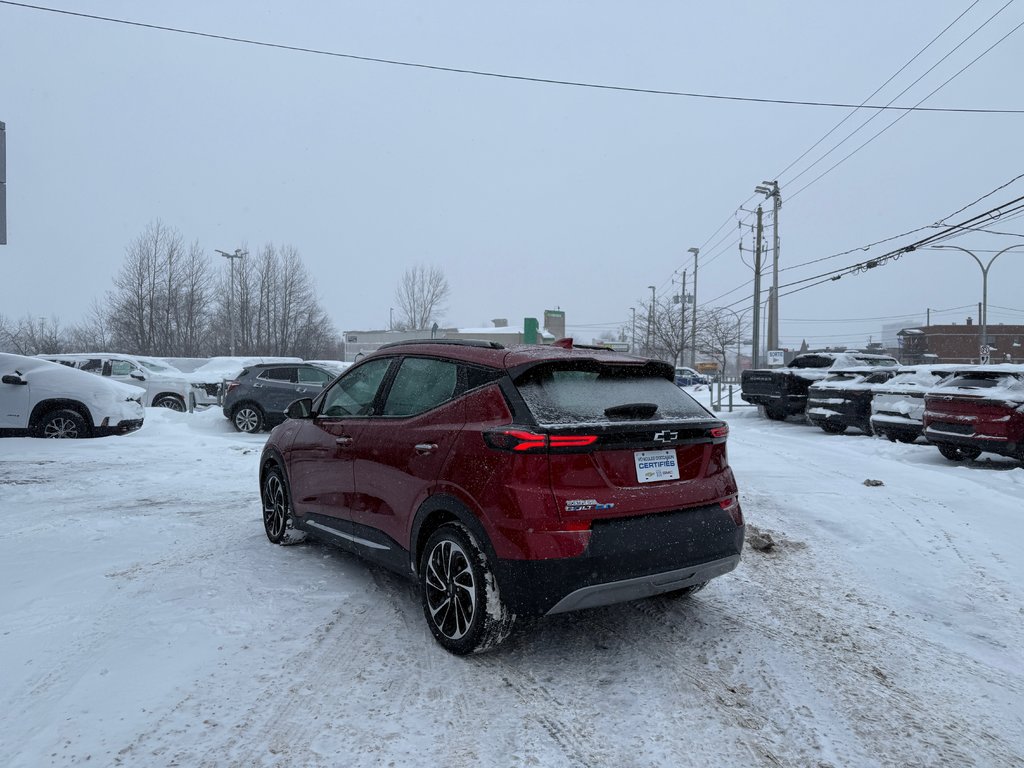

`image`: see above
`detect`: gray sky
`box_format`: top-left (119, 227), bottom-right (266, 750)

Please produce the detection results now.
top-left (2, 1), bottom-right (1023, 348)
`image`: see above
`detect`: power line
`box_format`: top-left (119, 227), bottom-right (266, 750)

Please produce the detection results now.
top-left (787, 14), bottom-right (1024, 202)
top-left (3, 0), bottom-right (1024, 114)
top-left (773, 0), bottom-right (985, 182)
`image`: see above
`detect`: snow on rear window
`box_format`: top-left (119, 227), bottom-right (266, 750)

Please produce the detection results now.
top-left (515, 364), bottom-right (710, 425)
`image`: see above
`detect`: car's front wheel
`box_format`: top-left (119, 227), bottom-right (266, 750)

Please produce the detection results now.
top-left (233, 404), bottom-right (264, 433)
top-left (764, 403), bottom-right (787, 421)
top-left (260, 465), bottom-right (304, 544)
top-left (937, 444), bottom-right (982, 462)
top-left (38, 408), bottom-right (88, 439)
top-left (420, 523), bottom-right (516, 655)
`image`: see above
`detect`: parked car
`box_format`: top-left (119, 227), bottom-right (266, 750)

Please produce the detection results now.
top-left (805, 366), bottom-right (898, 434)
top-left (675, 366), bottom-right (710, 386)
top-left (1, 353), bottom-right (145, 438)
top-left (184, 356), bottom-right (304, 407)
top-left (40, 353), bottom-right (194, 411)
top-left (259, 338), bottom-right (744, 654)
top-left (869, 365), bottom-right (960, 443)
top-left (923, 365), bottom-right (1024, 463)
top-left (222, 362), bottom-right (337, 432)
top-left (741, 351), bottom-right (899, 420)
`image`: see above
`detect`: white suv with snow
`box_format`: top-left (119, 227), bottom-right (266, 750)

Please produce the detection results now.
top-left (1, 353), bottom-right (145, 438)
top-left (40, 353), bottom-right (194, 411)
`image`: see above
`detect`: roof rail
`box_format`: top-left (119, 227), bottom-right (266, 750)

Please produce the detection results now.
top-left (377, 338), bottom-right (506, 351)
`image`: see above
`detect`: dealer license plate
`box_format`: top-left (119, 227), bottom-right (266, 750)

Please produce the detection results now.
top-left (634, 449), bottom-right (680, 484)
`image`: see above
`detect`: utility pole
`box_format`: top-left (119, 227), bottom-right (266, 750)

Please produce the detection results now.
top-left (216, 248), bottom-right (248, 356)
top-left (678, 269), bottom-right (687, 368)
top-left (752, 205), bottom-right (764, 368)
top-left (756, 181), bottom-right (781, 351)
top-left (631, 307), bottom-right (636, 353)
top-left (647, 285), bottom-right (656, 355)
top-left (0, 120), bottom-right (6, 245)
top-left (687, 247), bottom-right (699, 368)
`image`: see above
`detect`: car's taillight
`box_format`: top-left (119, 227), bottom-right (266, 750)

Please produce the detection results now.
top-left (709, 425), bottom-right (729, 438)
top-left (224, 380), bottom-right (240, 394)
top-left (484, 429), bottom-right (598, 453)
top-left (719, 495), bottom-right (743, 526)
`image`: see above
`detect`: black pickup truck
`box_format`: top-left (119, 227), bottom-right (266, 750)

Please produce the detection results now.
top-left (741, 352), bottom-right (899, 420)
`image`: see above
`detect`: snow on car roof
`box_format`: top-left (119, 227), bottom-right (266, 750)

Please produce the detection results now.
top-left (2, 352), bottom-right (145, 398)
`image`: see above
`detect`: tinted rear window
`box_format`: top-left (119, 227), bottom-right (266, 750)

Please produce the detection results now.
top-left (514, 363), bottom-right (710, 425)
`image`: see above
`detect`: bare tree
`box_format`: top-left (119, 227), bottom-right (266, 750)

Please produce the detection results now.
top-left (5, 314), bottom-right (67, 355)
top-left (68, 300), bottom-right (112, 351)
top-left (212, 242), bottom-right (336, 358)
top-left (395, 264), bottom-right (450, 331)
top-left (107, 219), bottom-right (183, 355)
top-left (696, 308), bottom-right (750, 376)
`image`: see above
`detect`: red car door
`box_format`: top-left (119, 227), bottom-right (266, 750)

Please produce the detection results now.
top-left (347, 357), bottom-right (465, 549)
top-left (285, 358), bottom-right (393, 525)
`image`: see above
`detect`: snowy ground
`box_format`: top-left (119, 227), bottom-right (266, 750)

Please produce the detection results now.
top-left (1, 393), bottom-right (1022, 767)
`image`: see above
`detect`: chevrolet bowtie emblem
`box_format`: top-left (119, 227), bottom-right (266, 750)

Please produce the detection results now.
top-left (653, 430), bottom-right (678, 442)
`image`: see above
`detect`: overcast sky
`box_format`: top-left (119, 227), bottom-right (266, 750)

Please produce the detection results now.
top-left (2, 1), bottom-right (1023, 349)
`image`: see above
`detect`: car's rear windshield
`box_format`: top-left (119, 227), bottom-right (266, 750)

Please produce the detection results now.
top-left (514, 362), bottom-right (711, 426)
top-left (937, 373), bottom-right (1020, 390)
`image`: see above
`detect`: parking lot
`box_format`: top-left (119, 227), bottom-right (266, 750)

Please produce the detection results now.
top-left (1, 401), bottom-right (1022, 767)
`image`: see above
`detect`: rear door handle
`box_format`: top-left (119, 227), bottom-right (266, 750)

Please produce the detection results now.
top-left (415, 443), bottom-right (438, 454)
top-left (335, 436), bottom-right (354, 446)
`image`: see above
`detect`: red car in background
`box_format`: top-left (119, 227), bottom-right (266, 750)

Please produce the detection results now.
top-left (260, 339), bottom-right (744, 654)
top-left (923, 365), bottom-right (1024, 463)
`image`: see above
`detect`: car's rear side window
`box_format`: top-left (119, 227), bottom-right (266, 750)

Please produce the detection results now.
top-left (382, 357), bottom-right (459, 417)
top-left (514, 363), bottom-right (710, 425)
top-left (260, 367), bottom-right (297, 383)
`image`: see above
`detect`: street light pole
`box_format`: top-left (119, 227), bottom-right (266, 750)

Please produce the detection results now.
top-left (687, 247), bottom-right (699, 368)
top-left (389, 307), bottom-right (394, 331)
top-left (933, 243), bottom-right (1024, 364)
top-left (215, 248), bottom-right (248, 356)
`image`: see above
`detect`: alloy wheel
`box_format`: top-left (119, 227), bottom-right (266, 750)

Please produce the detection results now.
top-left (424, 538), bottom-right (477, 641)
top-left (262, 473), bottom-right (287, 541)
top-left (44, 416), bottom-right (80, 438)
top-left (235, 407), bottom-right (260, 432)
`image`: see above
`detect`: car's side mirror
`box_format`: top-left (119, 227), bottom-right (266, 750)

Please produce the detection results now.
top-left (2, 374), bottom-right (27, 385)
top-left (130, 372), bottom-right (146, 381)
top-left (285, 397), bottom-right (314, 419)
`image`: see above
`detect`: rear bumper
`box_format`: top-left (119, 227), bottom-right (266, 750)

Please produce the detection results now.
top-left (923, 427), bottom-right (1022, 460)
top-left (494, 503), bottom-right (744, 616)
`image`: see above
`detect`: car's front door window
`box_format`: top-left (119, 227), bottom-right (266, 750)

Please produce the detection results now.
top-left (320, 359), bottom-right (392, 417)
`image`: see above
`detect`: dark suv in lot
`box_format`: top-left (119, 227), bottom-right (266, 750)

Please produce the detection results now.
top-left (260, 339), bottom-right (744, 654)
top-left (222, 363), bottom-right (336, 432)
top-left (923, 365), bottom-right (1024, 463)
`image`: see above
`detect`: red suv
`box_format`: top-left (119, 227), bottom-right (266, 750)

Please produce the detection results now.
top-left (923, 365), bottom-right (1024, 463)
top-left (260, 339), bottom-right (744, 654)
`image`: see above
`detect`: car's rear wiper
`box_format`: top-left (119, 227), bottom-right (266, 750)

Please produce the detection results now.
top-left (604, 402), bottom-right (658, 420)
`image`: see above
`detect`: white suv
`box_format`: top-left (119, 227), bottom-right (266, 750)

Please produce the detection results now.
top-left (1, 353), bottom-right (145, 438)
top-left (40, 353), bottom-right (194, 411)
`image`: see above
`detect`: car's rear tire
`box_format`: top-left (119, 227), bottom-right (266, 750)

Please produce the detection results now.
top-left (38, 408), bottom-right (89, 439)
top-left (937, 444), bottom-right (981, 462)
top-left (154, 395), bottom-right (185, 412)
top-left (819, 421), bottom-right (848, 434)
top-left (233, 404), bottom-right (264, 433)
top-left (261, 465), bottom-right (305, 545)
top-left (420, 523), bottom-right (516, 655)
top-left (764, 403), bottom-right (787, 421)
